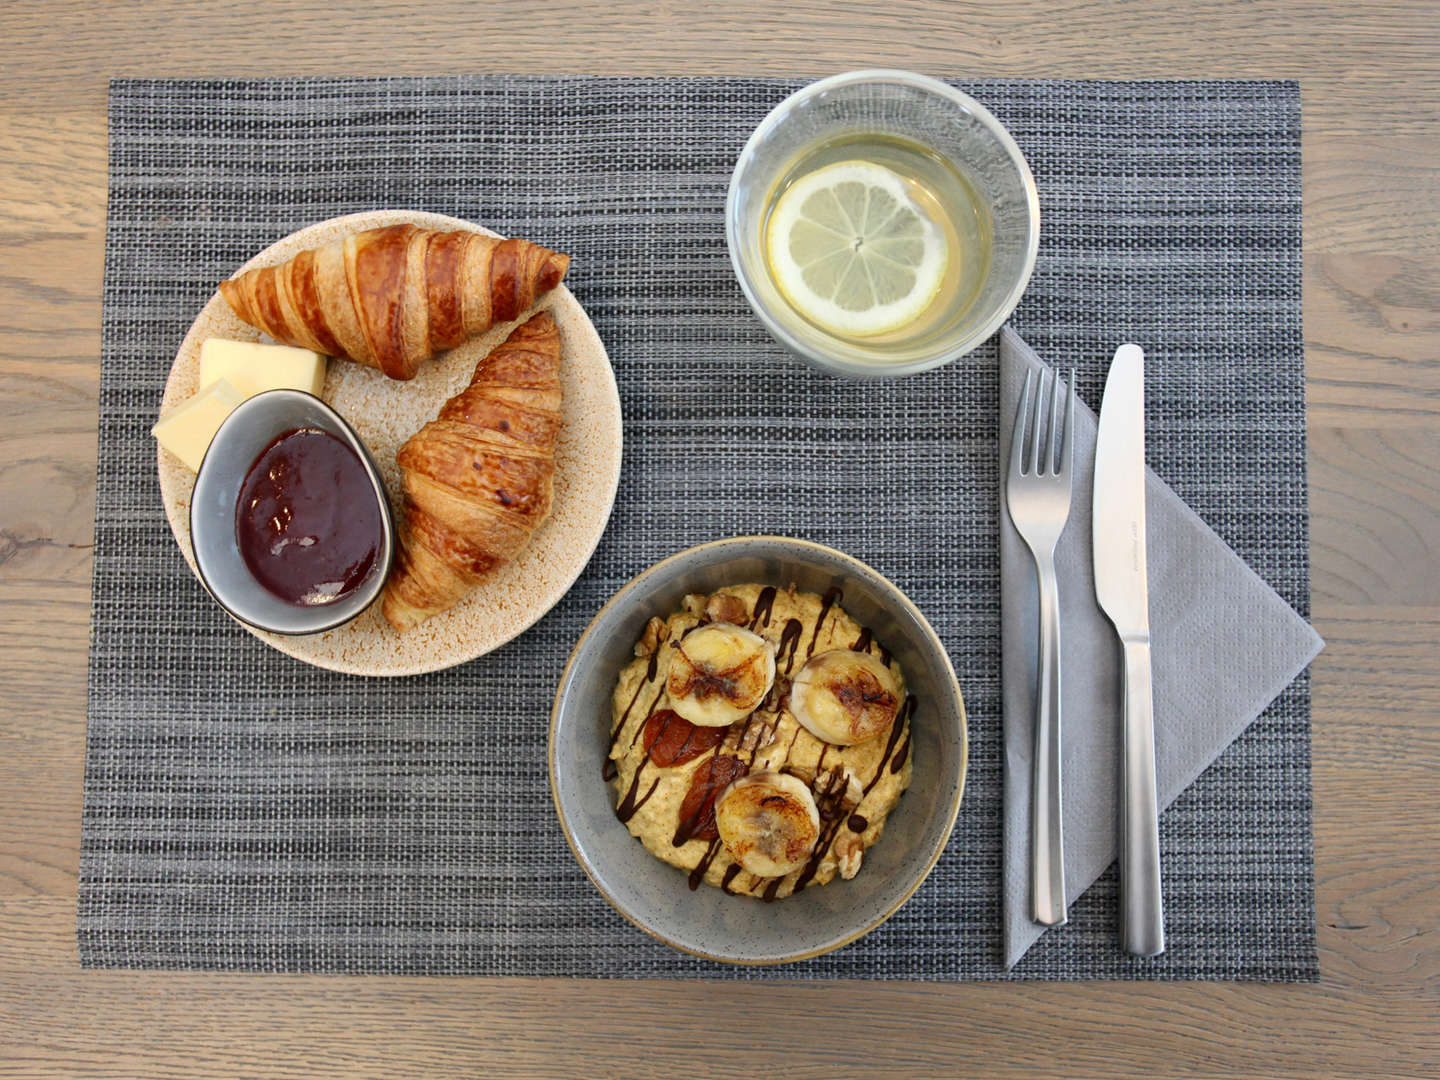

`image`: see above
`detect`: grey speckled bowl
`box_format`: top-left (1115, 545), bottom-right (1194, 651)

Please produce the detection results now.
top-left (549, 536), bottom-right (968, 964)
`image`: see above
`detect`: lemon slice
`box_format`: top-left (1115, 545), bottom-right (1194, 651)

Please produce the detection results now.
top-left (765, 160), bottom-right (948, 338)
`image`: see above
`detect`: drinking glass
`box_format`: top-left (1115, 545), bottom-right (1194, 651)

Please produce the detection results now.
top-left (726, 70), bottom-right (1040, 378)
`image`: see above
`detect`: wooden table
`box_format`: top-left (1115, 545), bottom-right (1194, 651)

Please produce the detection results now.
top-left (2, 3), bottom-right (1435, 1077)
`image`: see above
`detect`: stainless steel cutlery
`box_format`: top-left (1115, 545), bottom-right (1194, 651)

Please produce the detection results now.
top-left (1006, 367), bottom-right (1076, 928)
top-left (1093, 344), bottom-right (1166, 957)
top-left (1005, 347), bottom-right (1166, 956)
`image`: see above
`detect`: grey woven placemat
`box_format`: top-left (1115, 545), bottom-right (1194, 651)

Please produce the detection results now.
top-left (82, 76), bottom-right (1312, 979)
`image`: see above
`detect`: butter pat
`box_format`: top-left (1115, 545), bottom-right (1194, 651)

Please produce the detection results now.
top-left (199, 338), bottom-right (326, 401)
top-left (151, 379), bottom-right (246, 472)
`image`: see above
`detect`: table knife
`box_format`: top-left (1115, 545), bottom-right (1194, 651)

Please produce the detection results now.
top-left (1093, 343), bottom-right (1166, 957)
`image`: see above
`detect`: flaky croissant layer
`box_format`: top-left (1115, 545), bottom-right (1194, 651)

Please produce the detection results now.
top-left (382, 310), bottom-right (564, 632)
top-left (218, 224), bottom-right (570, 381)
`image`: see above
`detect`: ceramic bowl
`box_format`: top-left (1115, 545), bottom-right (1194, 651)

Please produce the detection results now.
top-left (549, 536), bottom-right (967, 964)
top-left (190, 389), bottom-right (395, 635)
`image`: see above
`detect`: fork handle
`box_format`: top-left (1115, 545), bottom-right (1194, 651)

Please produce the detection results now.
top-left (1031, 553), bottom-right (1067, 927)
top-left (1120, 639), bottom-right (1165, 956)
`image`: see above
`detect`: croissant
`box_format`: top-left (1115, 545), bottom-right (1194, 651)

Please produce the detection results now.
top-left (218, 224), bottom-right (570, 381)
top-left (382, 310), bottom-right (564, 632)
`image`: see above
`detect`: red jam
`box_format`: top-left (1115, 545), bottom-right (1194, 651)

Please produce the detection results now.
top-left (234, 427), bottom-right (383, 607)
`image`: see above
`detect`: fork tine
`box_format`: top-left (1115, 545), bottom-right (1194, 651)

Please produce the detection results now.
top-left (1010, 369), bottom-right (1033, 476)
top-left (1059, 369), bottom-right (1075, 477)
top-left (1046, 366), bottom-right (1062, 475)
top-left (1027, 367), bottom-right (1049, 476)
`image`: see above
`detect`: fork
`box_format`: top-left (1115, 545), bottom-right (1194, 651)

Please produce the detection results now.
top-left (1006, 366), bottom-right (1076, 928)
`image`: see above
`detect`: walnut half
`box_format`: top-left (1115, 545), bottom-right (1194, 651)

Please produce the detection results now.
top-left (835, 831), bottom-right (863, 880)
top-left (635, 616), bottom-right (669, 658)
top-left (704, 592), bottom-right (749, 626)
top-left (738, 714), bottom-right (778, 753)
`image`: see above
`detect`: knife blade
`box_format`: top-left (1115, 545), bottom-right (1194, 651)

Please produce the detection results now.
top-left (1093, 343), bottom-right (1165, 957)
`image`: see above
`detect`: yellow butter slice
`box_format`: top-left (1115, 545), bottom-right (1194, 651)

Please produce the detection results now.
top-left (151, 378), bottom-right (246, 472)
top-left (199, 338), bottom-right (326, 401)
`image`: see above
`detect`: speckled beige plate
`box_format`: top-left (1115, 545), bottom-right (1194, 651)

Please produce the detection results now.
top-left (158, 210), bottom-right (623, 676)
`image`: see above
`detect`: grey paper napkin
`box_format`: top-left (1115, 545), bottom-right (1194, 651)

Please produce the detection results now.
top-left (999, 326), bottom-right (1324, 969)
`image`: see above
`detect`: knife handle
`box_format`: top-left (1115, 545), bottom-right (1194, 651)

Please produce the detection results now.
top-left (1120, 639), bottom-right (1165, 956)
top-left (1031, 554), bottom-right (1067, 927)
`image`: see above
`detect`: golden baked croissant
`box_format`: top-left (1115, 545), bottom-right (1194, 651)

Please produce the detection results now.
top-left (218, 224), bottom-right (570, 381)
top-left (382, 310), bottom-right (563, 631)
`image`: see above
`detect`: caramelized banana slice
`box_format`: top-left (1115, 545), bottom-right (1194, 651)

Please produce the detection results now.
top-left (789, 649), bottom-right (901, 745)
top-left (715, 771), bottom-right (821, 878)
top-left (665, 624), bottom-right (776, 727)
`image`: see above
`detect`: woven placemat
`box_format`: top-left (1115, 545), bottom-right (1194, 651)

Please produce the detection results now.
top-left (82, 76), bottom-right (1312, 979)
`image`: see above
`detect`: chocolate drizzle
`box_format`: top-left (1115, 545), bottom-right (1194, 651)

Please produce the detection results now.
top-left (864, 696), bottom-right (916, 800)
top-left (890, 730), bottom-right (912, 774)
top-left (606, 679), bottom-right (649, 767)
top-left (748, 585), bottom-right (777, 631)
top-left (775, 618), bottom-right (803, 674)
top-left (852, 626), bottom-right (892, 665)
top-left (673, 807), bottom-right (701, 847)
top-left (607, 648), bottom-right (673, 783)
top-left (615, 761), bottom-right (660, 823)
top-left (807, 587), bottom-right (843, 658)
top-left (630, 696), bottom-right (665, 750)
top-left (689, 838), bottom-right (724, 891)
top-left (604, 647), bottom-right (662, 781)
top-left (616, 685), bottom-right (650, 743)
top-left (720, 862), bottom-right (743, 895)
top-left (793, 816), bottom-right (846, 893)
top-left (736, 715), bottom-right (771, 770)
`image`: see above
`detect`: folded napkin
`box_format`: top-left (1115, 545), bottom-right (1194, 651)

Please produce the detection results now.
top-left (999, 327), bottom-right (1324, 969)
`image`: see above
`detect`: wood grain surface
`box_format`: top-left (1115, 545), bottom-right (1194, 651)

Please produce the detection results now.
top-left (1, 2), bottom-right (1436, 1077)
